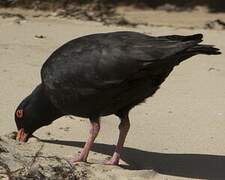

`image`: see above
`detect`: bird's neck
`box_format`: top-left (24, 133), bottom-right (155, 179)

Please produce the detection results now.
top-left (27, 84), bottom-right (62, 125)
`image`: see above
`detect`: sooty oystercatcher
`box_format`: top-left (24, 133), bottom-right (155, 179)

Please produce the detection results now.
top-left (15, 31), bottom-right (221, 165)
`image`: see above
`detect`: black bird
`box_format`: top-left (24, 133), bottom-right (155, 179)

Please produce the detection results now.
top-left (15, 31), bottom-right (221, 165)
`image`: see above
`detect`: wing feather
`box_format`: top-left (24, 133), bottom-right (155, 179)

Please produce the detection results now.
top-left (42, 32), bottom-right (201, 90)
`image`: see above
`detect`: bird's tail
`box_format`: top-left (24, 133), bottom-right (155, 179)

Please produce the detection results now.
top-left (187, 44), bottom-right (221, 55)
top-left (163, 33), bottom-right (221, 55)
top-left (165, 34), bottom-right (221, 66)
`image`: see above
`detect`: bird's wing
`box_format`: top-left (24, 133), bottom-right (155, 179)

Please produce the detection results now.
top-left (92, 35), bottom-right (201, 88)
top-left (41, 32), bottom-right (202, 90)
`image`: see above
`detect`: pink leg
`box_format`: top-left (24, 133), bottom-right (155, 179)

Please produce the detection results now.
top-left (105, 113), bottom-right (130, 165)
top-left (70, 118), bottom-right (100, 163)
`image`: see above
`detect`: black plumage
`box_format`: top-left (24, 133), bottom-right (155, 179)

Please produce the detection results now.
top-left (15, 31), bottom-right (220, 163)
top-left (40, 31), bottom-right (220, 118)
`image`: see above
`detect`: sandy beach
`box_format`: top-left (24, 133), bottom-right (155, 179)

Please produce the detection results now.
top-left (0, 7), bottom-right (225, 179)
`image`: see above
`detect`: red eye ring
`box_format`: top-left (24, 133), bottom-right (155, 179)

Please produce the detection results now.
top-left (16, 109), bottom-right (23, 118)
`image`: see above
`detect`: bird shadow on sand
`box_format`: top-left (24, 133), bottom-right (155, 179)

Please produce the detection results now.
top-left (41, 139), bottom-right (225, 179)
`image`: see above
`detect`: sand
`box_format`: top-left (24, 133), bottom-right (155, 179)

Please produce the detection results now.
top-left (0, 7), bottom-right (225, 179)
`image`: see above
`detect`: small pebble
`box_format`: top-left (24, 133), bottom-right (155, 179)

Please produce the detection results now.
top-left (35, 35), bottom-right (46, 39)
top-left (46, 132), bottom-right (51, 136)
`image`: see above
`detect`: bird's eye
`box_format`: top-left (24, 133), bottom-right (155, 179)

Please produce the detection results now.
top-left (16, 109), bottom-right (24, 118)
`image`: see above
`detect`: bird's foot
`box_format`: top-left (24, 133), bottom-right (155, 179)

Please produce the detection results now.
top-left (104, 152), bottom-right (120, 165)
top-left (104, 158), bottom-right (119, 165)
top-left (68, 155), bottom-right (87, 164)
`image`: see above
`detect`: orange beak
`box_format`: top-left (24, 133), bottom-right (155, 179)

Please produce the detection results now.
top-left (16, 128), bottom-right (29, 142)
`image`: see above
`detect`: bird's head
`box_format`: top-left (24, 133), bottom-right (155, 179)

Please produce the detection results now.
top-left (15, 84), bottom-right (62, 142)
top-left (15, 99), bottom-right (43, 142)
